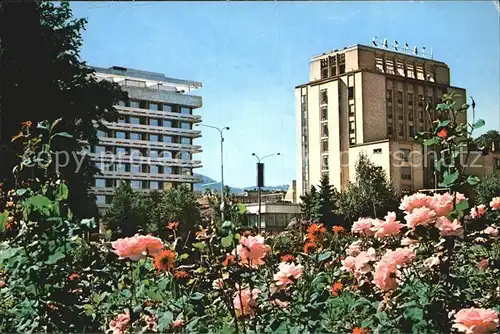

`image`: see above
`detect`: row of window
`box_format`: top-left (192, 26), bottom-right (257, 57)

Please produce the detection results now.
top-left (95, 172), bottom-right (191, 188)
top-left (375, 57), bottom-right (436, 82)
top-left (387, 107), bottom-right (427, 124)
top-left (91, 146), bottom-right (192, 161)
top-left (114, 116), bottom-right (193, 129)
top-left (119, 100), bottom-right (192, 115)
top-left (387, 89), bottom-right (434, 107)
top-left (97, 130), bottom-right (193, 143)
top-left (388, 125), bottom-right (418, 138)
top-left (96, 182), bottom-right (193, 204)
top-left (320, 53), bottom-right (346, 79)
top-left (95, 164), bottom-right (192, 175)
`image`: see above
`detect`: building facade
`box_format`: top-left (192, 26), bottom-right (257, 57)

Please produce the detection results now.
top-left (295, 44), bottom-right (467, 202)
top-left (91, 66), bottom-right (203, 210)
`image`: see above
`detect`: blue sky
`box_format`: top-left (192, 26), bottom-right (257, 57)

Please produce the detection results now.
top-left (72, 1), bottom-right (500, 188)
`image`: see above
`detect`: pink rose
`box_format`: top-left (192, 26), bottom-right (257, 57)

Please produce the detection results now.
top-left (233, 286), bottom-right (261, 318)
top-left (341, 256), bottom-right (357, 273)
top-left (470, 204), bottom-right (488, 219)
top-left (482, 226), bottom-right (499, 237)
top-left (273, 262), bottom-right (304, 287)
top-left (111, 235), bottom-right (164, 261)
top-left (455, 192), bottom-right (468, 204)
top-left (435, 217), bottom-right (463, 237)
top-left (371, 212), bottom-right (404, 238)
top-left (490, 197), bottom-right (500, 210)
top-left (109, 311), bottom-right (130, 334)
top-left (351, 218), bottom-right (376, 236)
top-left (170, 319), bottom-right (185, 328)
top-left (0, 280), bottom-right (5, 288)
top-left (373, 248), bottom-right (415, 291)
top-left (476, 259), bottom-right (489, 270)
top-left (404, 207), bottom-right (436, 229)
top-left (452, 307), bottom-right (499, 333)
top-left (428, 192), bottom-right (454, 216)
top-left (399, 193), bottom-right (429, 213)
top-left (354, 248), bottom-right (376, 275)
top-left (401, 237), bottom-right (419, 247)
top-left (347, 240), bottom-right (362, 257)
top-left (373, 262), bottom-right (397, 291)
top-left (233, 235), bottom-right (270, 268)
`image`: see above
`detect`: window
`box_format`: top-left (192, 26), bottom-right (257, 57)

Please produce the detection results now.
top-left (130, 117), bottom-right (140, 125)
top-left (96, 195), bottom-right (106, 204)
top-left (118, 117), bottom-right (127, 124)
top-left (396, 60), bottom-right (405, 76)
top-left (162, 151), bottom-right (172, 159)
top-left (149, 103), bottom-right (158, 111)
top-left (163, 104), bottom-right (172, 112)
top-left (163, 136), bottom-right (172, 143)
top-left (116, 131), bottom-right (126, 139)
top-left (131, 165), bottom-right (140, 173)
top-left (164, 167), bottom-right (173, 174)
top-left (318, 107), bottom-right (327, 121)
top-left (338, 54), bottom-right (346, 74)
top-left (373, 148), bottom-right (382, 154)
top-left (116, 147), bottom-right (127, 155)
top-left (181, 137), bottom-right (191, 145)
top-left (397, 91), bottom-right (403, 104)
top-left (181, 107), bottom-right (191, 115)
top-left (320, 59), bottom-right (328, 79)
top-left (386, 59), bottom-right (395, 74)
top-left (181, 168), bottom-right (192, 175)
top-left (408, 111), bottom-right (414, 121)
top-left (321, 156), bottom-right (329, 170)
top-left (150, 181), bottom-right (159, 190)
top-left (125, 79), bottom-right (146, 87)
top-left (321, 139), bottom-right (328, 152)
top-left (321, 124), bottom-right (329, 137)
top-left (348, 87), bottom-right (354, 100)
top-left (150, 134), bottom-right (159, 142)
top-left (320, 90), bottom-right (328, 105)
top-left (401, 149), bottom-right (411, 162)
top-left (181, 122), bottom-right (191, 130)
top-left (150, 150), bottom-right (159, 159)
top-left (388, 126), bottom-right (393, 136)
top-left (181, 152), bottom-right (191, 160)
top-left (375, 57), bottom-right (384, 73)
top-left (401, 167), bottom-right (412, 180)
top-left (387, 106), bottom-right (393, 118)
top-left (329, 56), bottom-right (337, 76)
top-left (386, 89), bottom-right (392, 102)
top-left (164, 120), bottom-right (172, 127)
top-left (149, 118), bottom-right (159, 126)
top-left (130, 132), bottom-right (141, 140)
top-left (349, 137), bottom-right (356, 145)
top-left (398, 107), bottom-right (403, 120)
top-left (118, 100), bottom-right (126, 106)
top-left (349, 104), bottom-right (355, 116)
top-left (408, 93), bottom-right (413, 106)
top-left (399, 127), bottom-right (404, 137)
top-left (349, 121), bottom-right (355, 133)
top-left (93, 145), bottom-right (105, 154)
top-left (495, 158), bottom-right (500, 169)
top-left (95, 179), bottom-right (105, 187)
top-left (97, 130), bottom-right (107, 138)
top-left (131, 180), bottom-right (141, 189)
top-left (418, 95), bottom-right (424, 107)
top-left (406, 64), bottom-right (415, 78)
top-left (416, 64), bottom-right (425, 80)
top-left (409, 126), bottom-right (415, 137)
top-left (150, 165), bottom-right (159, 174)
top-left (129, 100), bottom-right (140, 108)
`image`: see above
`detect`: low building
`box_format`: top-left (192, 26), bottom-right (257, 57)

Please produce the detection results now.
top-left (245, 202), bottom-right (301, 231)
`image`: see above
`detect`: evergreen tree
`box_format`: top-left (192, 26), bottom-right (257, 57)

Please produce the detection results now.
top-left (313, 173), bottom-right (340, 226)
top-left (300, 185), bottom-right (318, 221)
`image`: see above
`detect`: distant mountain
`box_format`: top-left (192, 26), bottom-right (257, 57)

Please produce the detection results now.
top-left (194, 174), bottom-right (289, 194)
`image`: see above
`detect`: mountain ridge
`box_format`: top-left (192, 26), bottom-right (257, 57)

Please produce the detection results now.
top-left (194, 174), bottom-right (289, 194)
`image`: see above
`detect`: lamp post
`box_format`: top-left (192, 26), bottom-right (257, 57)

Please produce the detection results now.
top-left (196, 124), bottom-right (230, 222)
top-left (251, 152), bottom-right (280, 233)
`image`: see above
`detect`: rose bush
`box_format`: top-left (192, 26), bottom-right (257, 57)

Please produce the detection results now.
top-left (1, 94), bottom-right (499, 333)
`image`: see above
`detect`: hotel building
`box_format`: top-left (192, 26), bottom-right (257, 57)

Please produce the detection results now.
top-left (295, 44), bottom-right (468, 202)
top-left (91, 66), bottom-right (203, 210)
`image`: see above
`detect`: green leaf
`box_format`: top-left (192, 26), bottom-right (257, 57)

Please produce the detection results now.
top-left (437, 119), bottom-right (451, 128)
top-left (16, 188), bottom-right (27, 196)
top-left (472, 119), bottom-right (485, 129)
top-left (467, 175), bottom-right (480, 186)
top-left (51, 132), bottom-right (73, 139)
top-left (190, 292), bottom-right (205, 300)
top-left (24, 195), bottom-right (53, 217)
top-left (55, 183), bottom-right (69, 201)
top-left (404, 307), bottom-right (424, 321)
top-left (221, 233), bottom-right (233, 248)
top-left (317, 251), bottom-right (331, 262)
top-left (178, 253), bottom-right (189, 261)
top-left (157, 311), bottom-right (174, 332)
top-left (221, 221), bottom-right (232, 229)
top-left (45, 251), bottom-right (66, 264)
top-left (0, 211), bottom-right (8, 232)
top-left (193, 242), bottom-right (206, 250)
top-left (439, 170), bottom-right (459, 187)
top-left (455, 199), bottom-right (469, 211)
top-left (423, 138), bottom-right (440, 146)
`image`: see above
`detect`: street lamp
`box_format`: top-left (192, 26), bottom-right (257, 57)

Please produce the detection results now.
top-left (251, 152), bottom-right (281, 233)
top-left (195, 123), bottom-right (230, 221)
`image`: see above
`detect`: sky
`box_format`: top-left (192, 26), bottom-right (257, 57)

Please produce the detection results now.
top-left (72, 1), bottom-right (500, 188)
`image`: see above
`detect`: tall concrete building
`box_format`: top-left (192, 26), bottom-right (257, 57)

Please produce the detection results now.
top-left (91, 66), bottom-right (203, 210)
top-left (295, 44), bottom-right (467, 202)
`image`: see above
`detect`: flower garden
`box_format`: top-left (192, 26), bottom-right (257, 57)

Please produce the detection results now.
top-left (1, 96), bottom-right (499, 333)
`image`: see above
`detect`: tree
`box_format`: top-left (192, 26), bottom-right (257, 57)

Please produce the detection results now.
top-left (0, 2), bottom-right (127, 218)
top-left (474, 173), bottom-right (500, 223)
top-left (104, 182), bottom-right (150, 237)
top-left (313, 173), bottom-right (340, 226)
top-left (474, 130), bottom-right (500, 150)
top-left (300, 185), bottom-right (319, 221)
top-left (336, 153), bottom-right (398, 223)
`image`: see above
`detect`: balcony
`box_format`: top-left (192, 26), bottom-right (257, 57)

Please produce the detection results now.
top-left (97, 137), bottom-right (202, 153)
top-left (95, 171), bottom-right (203, 183)
top-left (102, 121), bottom-right (201, 138)
top-left (123, 86), bottom-right (202, 108)
top-left (116, 106), bottom-right (201, 123)
top-left (89, 153), bottom-right (203, 168)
